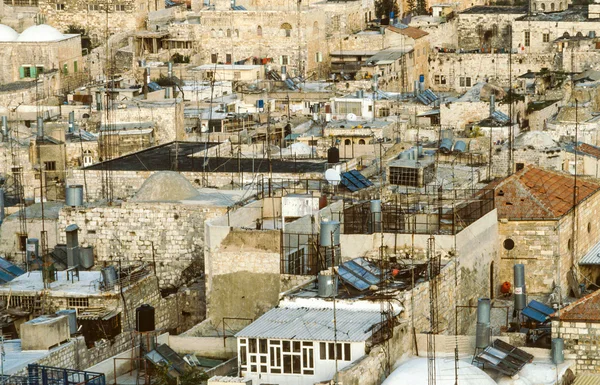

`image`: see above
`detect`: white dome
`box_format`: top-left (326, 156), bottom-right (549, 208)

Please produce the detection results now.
top-left (383, 357), bottom-right (497, 385)
top-left (0, 24), bottom-right (19, 42)
top-left (17, 24), bottom-right (64, 42)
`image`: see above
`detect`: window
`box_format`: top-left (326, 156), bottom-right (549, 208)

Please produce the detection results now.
top-left (551, 2), bottom-right (555, 10)
top-left (434, 75), bottom-right (440, 85)
top-left (440, 75), bottom-right (446, 85)
top-left (211, 53), bottom-right (218, 63)
top-left (235, 29), bottom-right (239, 37)
top-left (226, 29), bottom-right (231, 37)
top-left (503, 238), bottom-right (515, 250)
top-left (63, 64), bottom-right (68, 75)
top-left (73, 60), bottom-right (78, 73)
top-left (225, 53), bottom-right (232, 64)
top-left (17, 234), bottom-right (27, 252)
top-left (44, 161), bottom-right (56, 171)
top-left (543, 33), bottom-right (550, 42)
top-left (286, 248), bottom-right (306, 274)
top-left (115, 3), bottom-right (126, 11)
top-left (257, 25), bottom-right (262, 36)
top-left (36, 65), bottom-right (44, 75)
top-left (465, 77), bottom-right (471, 87)
top-left (320, 342), bottom-right (351, 361)
top-left (88, 3), bottom-right (99, 11)
top-left (541, 2), bottom-right (545, 10)
top-left (460, 77), bottom-right (465, 87)
top-left (344, 139), bottom-right (351, 145)
top-left (20, 65), bottom-right (31, 78)
top-left (281, 55), bottom-right (289, 65)
top-left (315, 52), bottom-right (322, 63)
top-left (281, 22), bottom-right (292, 37)
top-left (358, 139), bottom-right (366, 145)
top-left (368, 105), bottom-right (373, 112)
top-left (524, 31), bottom-right (530, 47)
top-left (218, 29), bottom-right (223, 37)
top-left (68, 297), bottom-right (89, 308)
top-left (210, 29), bottom-right (216, 37)
top-left (56, 3), bottom-right (65, 9)
top-left (242, 339), bottom-right (314, 375)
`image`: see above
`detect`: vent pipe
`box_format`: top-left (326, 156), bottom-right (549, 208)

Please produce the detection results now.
top-left (66, 224), bottom-right (80, 267)
top-left (36, 117), bottom-right (43, 139)
top-left (95, 91), bottom-right (102, 111)
top-left (165, 62), bottom-right (173, 98)
top-left (0, 188), bottom-right (4, 224)
top-left (68, 111), bottom-right (75, 133)
top-left (1, 116), bottom-right (8, 141)
top-left (514, 264), bottom-right (526, 311)
top-left (475, 298), bottom-right (491, 349)
top-left (490, 94), bottom-right (496, 116)
top-left (320, 220), bottom-right (340, 247)
top-left (551, 338), bottom-right (564, 364)
top-left (414, 80), bottom-right (419, 97)
top-left (369, 199), bottom-right (382, 233)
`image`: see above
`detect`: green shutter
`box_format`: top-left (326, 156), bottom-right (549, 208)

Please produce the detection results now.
top-left (73, 61), bottom-right (78, 73)
top-left (30, 66), bottom-right (37, 78)
top-left (63, 64), bottom-right (68, 75)
top-left (19, 66), bottom-right (25, 79)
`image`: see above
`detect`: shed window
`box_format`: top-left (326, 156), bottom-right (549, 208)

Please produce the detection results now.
top-left (281, 22), bottom-right (292, 37)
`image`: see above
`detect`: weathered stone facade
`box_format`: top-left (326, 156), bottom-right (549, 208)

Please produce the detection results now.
top-left (57, 201), bottom-right (228, 286)
top-left (552, 319), bottom-right (600, 373)
top-left (39, 0), bottom-right (163, 43)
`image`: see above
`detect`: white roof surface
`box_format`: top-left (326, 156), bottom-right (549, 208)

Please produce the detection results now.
top-left (16, 24), bottom-right (74, 42)
top-left (0, 24), bottom-right (19, 42)
top-left (383, 357), bottom-right (496, 385)
top-left (0, 271), bottom-right (103, 296)
top-left (2, 340), bottom-right (51, 375)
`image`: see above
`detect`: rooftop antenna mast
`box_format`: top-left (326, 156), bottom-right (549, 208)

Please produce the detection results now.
top-left (427, 235), bottom-right (440, 385)
top-left (7, 114), bottom-right (28, 266)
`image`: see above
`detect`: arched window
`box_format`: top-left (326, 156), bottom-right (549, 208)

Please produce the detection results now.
top-left (313, 21), bottom-right (319, 35)
top-left (358, 139), bottom-right (366, 145)
top-left (541, 3), bottom-right (545, 11)
top-left (551, 2), bottom-right (555, 10)
top-left (226, 29), bottom-right (231, 37)
top-left (235, 29), bottom-right (239, 37)
top-left (344, 139), bottom-right (351, 145)
top-left (533, 2), bottom-right (536, 10)
top-left (211, 29), bottom-right (216, 37)
top-left (257, 25), bottom-right (262, 36)
top-left (281, 22), bottom-right (292, 37)
top-left (218, 29), bottom-right (224, 37)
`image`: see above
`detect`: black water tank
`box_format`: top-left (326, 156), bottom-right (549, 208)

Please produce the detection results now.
top-left (327, 147), bottom-right (340, 163)
top-left (136, 304), bottom-right (155, 332)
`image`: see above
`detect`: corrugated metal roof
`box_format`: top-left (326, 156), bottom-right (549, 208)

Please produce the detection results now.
top-left (235, 307), bottom-right (381, 342)
top-left (491, 110), bottom-right (510, 124)
top-left (416, 89), bottom-right (438, 105)
top-left (580, 239), bottom-right (600, 265)
top-left (574, 373), bottom-right (600, 385)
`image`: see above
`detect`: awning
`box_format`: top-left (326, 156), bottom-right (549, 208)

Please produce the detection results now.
top-left (579, 238), bottom-right (600, 265)
top-left (78, 308), bottom-right (120, 321)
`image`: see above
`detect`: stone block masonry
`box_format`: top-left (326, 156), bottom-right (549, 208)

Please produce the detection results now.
top-left (57, 201), bottom-right (228, 287)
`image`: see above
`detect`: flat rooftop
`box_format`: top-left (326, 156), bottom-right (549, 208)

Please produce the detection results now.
top-left (2, 340), bottom-right (52, 375)
top-left (85, 142), bottom-right (328, 173)
top-left (460, 5), bottom-right (526, 14)
top-left (0, 271), bottom-right (104, 296)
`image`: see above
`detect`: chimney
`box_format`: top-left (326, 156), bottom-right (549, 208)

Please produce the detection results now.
top-left (36, 117), bottom-right (43, 139)
top-left (165, 62), bottom-right (173, 98)
top-left (490, 94), bottom-right (496, 116)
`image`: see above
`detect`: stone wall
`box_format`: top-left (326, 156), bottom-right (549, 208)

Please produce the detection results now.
top-left (67, 169), bottom-right (324, 201)
top-left (204, 227), bottom-right (282, 325)
top-left (57, 201), bottom-right (227, 286)
top-left (490, 146), bottom-right (563, 178)
top-left (498, 189), bottom-right (600, 296)
top-left (429, 52), bottom-right (554, 92)
top-left (457, 10), bottom-right (525, 52)
top-left (552, 319), bottom-right (600, 373)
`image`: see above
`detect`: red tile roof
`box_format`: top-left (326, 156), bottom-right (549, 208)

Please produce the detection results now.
top-left (553, 289), bottom-right (600, 322)
top-left (487, 165), bottom-right (600, 219)
top-left (385, 25), bottom-right (429, 39)
top-left (577, 143), bottom-right (600, 159)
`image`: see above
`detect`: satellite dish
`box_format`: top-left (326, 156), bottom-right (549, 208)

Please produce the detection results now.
top-left (346, 113), bottom-right (357, 121)
top-left (325, 168), bottom-right (341, 186)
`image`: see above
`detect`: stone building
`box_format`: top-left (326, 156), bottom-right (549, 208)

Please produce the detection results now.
top-left (38, 0), bottom-right (163, 44)
top-left (0, 24), bottom-right (82, 88)
top-left (551, 289), bottom-right (600, 373)
top-left (491, 131), bottom-right (563, 177)
top-left (490, 165), bottom-right (600, 297)
top-left (457, 6), bottom-right (526, 52)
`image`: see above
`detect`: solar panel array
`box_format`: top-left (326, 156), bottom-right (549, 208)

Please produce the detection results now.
top-left (521, 300), bottom-right (554, 323)
top-left (0, 257), bottom-right (25, 284)
top-left (416, 89), bottom-right (438, 105)
top-left (338, 257), bottom-right (382, 291)
top-left (341, 170), bottom-right (374, 192)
